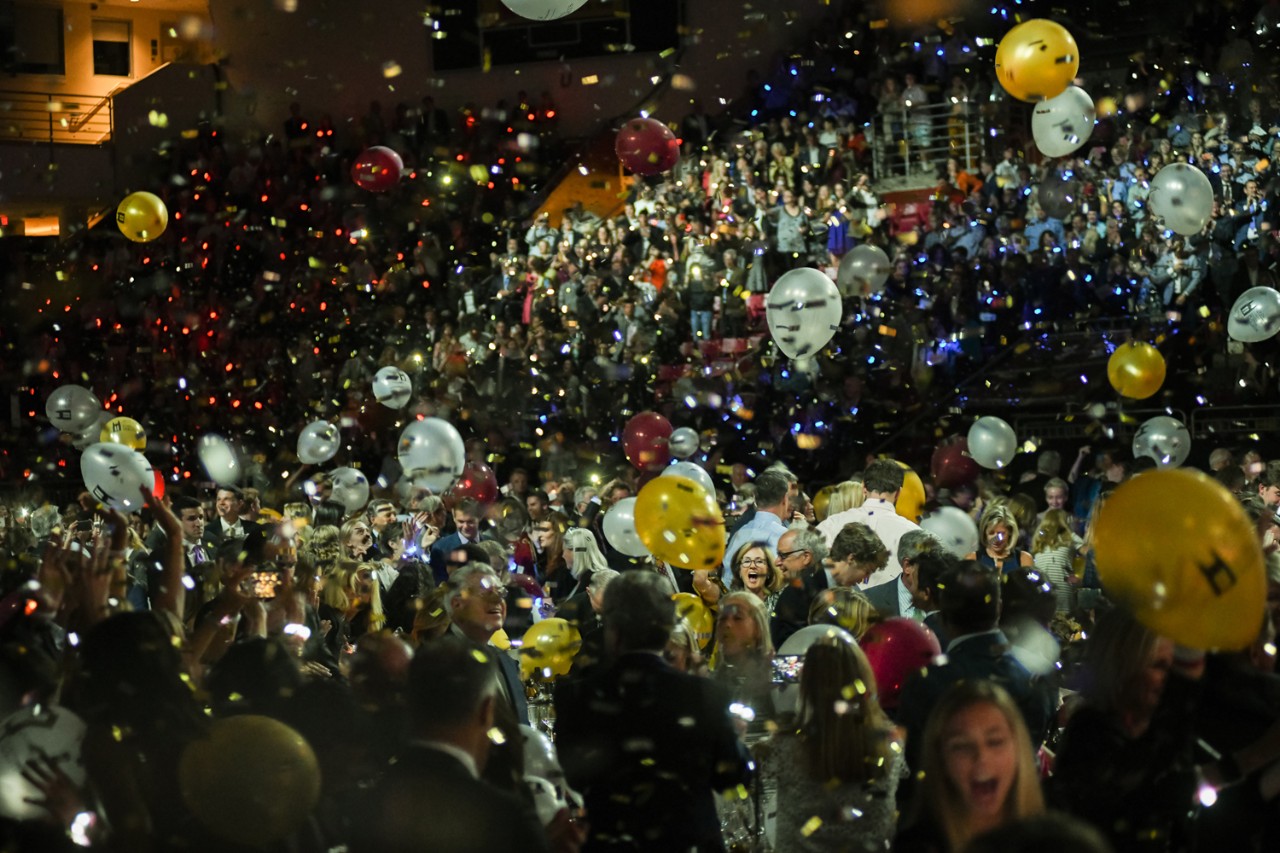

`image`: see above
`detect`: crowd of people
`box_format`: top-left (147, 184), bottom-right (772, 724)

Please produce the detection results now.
top-left (4, 0), bottom-right (1280, 850)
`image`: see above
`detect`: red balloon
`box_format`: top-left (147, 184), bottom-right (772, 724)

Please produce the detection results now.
top-left (859, 617), bottom-right (941, 710)
top-left (615, 118), bottom-right (680, 176)
top-left (931, 437), bottom-right (981, 490)
top-left (622, 412), bottom-right (673, 472)
top-left (507, 572), bottom-right (546, 604)
top-left (450, 461), bottom-right (499, 505)
top-left (351, 146), bottom-right (404, 192)
top-left (152, 468), bottom-right (166, 500)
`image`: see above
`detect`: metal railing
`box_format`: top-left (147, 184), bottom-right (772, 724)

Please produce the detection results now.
top-left (0, 89), bottom-right (114, 144)
top-left (869, 100), bottom-right (986, 184)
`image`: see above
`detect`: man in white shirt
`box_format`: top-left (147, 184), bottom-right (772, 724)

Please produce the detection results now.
top-left (817, 459), bottom-right (920, 587)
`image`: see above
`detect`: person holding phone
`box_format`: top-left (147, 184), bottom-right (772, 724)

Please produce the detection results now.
top-left (758, 634), bottom-right (903, 852)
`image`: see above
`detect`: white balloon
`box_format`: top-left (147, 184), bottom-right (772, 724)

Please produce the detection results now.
top-left (197, 434), bottom-right (240, 486)
top-left (602, 497), bottom-right (649, 557)
top-left (777, 623), bottom-right (855, 656)
top-left (766, 267), bottom-right (843, 359)
top-left (920, 506), bottom-right (980, 557)
top-left (297, 420), bottom-right (341, 464)
top-left (668, 427), bottom-right (700, 459)
top-left (1228, 286), bottom-right (1280, 343)
top-left (1031, 86), bottom-right (1096, 158)
top-left (1148, 163), bottom-right (1214, 235)
top-left (80, 443), bottom-right (153, 512)
top-left (330, 467), bottom-right (370, 513)
top-left (396, 418), bottom-right (466, 492)
top-left (836, 244), bottom-right (892, 297)
top-left (45, 384), bottom-right (102, 434)
top-left (967, 416), bottom-right (1018, 469)
top-left (0, 705), bottom-right (87, 821)
top-left (501, 0), bottom-right (589, 21)
top-left (526, 775), bottom-right (568, 826)
top-left (662, 461), bottom-right (715, 497)
top-left (1132, 415), bottom-right (1191, 469)
top-left (372, 365), bottom-right (413, 409)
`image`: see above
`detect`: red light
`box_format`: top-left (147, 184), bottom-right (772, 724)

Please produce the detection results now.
top-left (546, 110), bottom-right (556, 118)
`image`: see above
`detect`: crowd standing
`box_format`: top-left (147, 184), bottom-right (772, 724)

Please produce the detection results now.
top-left (5, 0), bottom-right (1280, 851)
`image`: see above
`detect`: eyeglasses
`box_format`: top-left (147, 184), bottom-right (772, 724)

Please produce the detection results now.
top-left (467, 583), bottom-right (508, 600)
top-left (776, 548), bottom-right (809, 561)
top-left (739, 558), bottom-right (768, 568)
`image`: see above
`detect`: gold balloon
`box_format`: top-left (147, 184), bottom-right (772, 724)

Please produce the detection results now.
top-left (635, 475), bottom-right (726, 571)
top-left (518, 617), bottom-right (581, 680)
top-left (812, 485), bottom-right (836, 522)
top-left (673, 592), bottom-right (714, 649)
top-left (116, 191), bottom-right (168, 243)
top-left (994, 19), bottom-right (1080, 102)
top-left (1107, 341), bottom-right (1166, 399)
top-left (1094, 469), bottom-right (1265, 650)
top-left (100, 416), bottom-right (146, 451)
top-left (895, 462), bottom-right (926, 523)
top-left (179, 715), bottom-right (321, 846)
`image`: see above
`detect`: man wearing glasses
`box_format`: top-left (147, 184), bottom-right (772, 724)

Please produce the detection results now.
top-left (446, 563), bottom-right (529, 724)
top-left (770, 526), bottom-right (830, 647)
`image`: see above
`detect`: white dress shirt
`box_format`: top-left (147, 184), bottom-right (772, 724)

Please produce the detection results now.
top-left (816, 497), bottom-right (920, 588)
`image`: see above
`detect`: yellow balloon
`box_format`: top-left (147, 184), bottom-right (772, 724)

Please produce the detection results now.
top-left (895, 462), bottom-right (926, 523)
top-left (518, 618), bottom-right (581, 680)
top-left (179, 715), bottom-right (320, 846)
top-left (1107, 341), bottom-right (1166, 399)
top-left (672, 592), bottom-right (714, 649)
top-left (1094, 469), bottom-right (1265, 650)
top-left (100, 416), bottom-right (146, 450)
top-left (116, 191), bottom-right (168, 243)
top-left (634, 475), bottom-right (726, 571)
top-left (994, 19), bottom-right (1079, 102)
top-left (812, 485), bottom-right (836, 523)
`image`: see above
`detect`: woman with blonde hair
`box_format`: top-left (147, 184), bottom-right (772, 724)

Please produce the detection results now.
top-left (895, 680), bottom-right (1045, 851)
top-left (761, 635), bottom-right (903, 852)
top-left (1030, 508), bottom-right (1082, 613)
top-left (807, 586), bottom-right (877, 639)
top-left (825, 480), bottom-right (866, 517)
top-left (318, 559), bottom-right (385, 654)
top-left (710, 591), bottom-right (775, 726)
top-left (339, 516), bottom-right (374, 561)
top-left (966, 504), bottom-right (1033, 573)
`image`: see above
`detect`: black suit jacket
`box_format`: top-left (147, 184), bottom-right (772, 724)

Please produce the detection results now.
top-left (555, 652), bottom-right (752, 852)
top-left (770, 568), bottom-right (827, 649)
top-left (204, 518), bottom-right (262, 545)
top-left (864, 577), bottom-right (903, 618)
top-left (354, 744), bottom-right (549, 853)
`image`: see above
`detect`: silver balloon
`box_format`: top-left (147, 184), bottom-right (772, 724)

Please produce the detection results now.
top-left (372, 365), bottom-right (413, 409)
top-left (1031, 86), bottom-right (1096, 158)
top-left (45, 384), bottom-right (102, 434)
top-left (967, 416), bottom-right (1018, 469)
top-left (0, 705), bottom-right (87, 821)
top-left (197, 434), bottom-right (240, 486)
top-left (602, 497), bottom-right (649, 557)
top-left (501, 0), bottom-right (589, 21)
top-left (766, 267), bottom-right (843, 359)
top-left (1132, 415), bottom-right (1191, 469)
top-left (1037, 170), bottom-right (1080, 220)
top-left (668, 427), bottom-right (700, 459)
top-left (777, 623), bottom-right (855, 656)
top-left (396, 417), bottom-right (465, 492)
top-left (836, 244), bottom-right (892, 298)
top-left (330, 466), bottom-right (371, 513)
top-left (1228, 286), bottom-right (1280, 343)
top-left (80, 443), bottom-right (153, 512)
top-left (1148, 163), bottom-right (1214, 235)
top-left (920, 506), bottom-right (980, 557)
top-left (662, 461), bottom-right (715, 497)
top-left (297, 420), bottom-right (341, 464)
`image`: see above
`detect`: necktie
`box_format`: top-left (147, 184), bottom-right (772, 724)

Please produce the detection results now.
top-left (192, 544), bottom-right (207, 564)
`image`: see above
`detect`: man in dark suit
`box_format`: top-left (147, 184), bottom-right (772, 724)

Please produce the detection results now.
top-left (897, 561), bottom-right (1055, 772)
top-left (445, 563), bottom-right (529, 725)
top-left (429, 498), bottom-right (482, 582)
top-left (204, 486), bottom-right (261, 545)
top-left (354, 637), bottom-right (558, 853)
top-left (555, 572), bottom-right (752, 852)
top-left (865, 529), bottom-right (940, 620)
top-left (135, 494), bottom-right (219, 612)
top-left (770, 526), bottom-right (830, 648)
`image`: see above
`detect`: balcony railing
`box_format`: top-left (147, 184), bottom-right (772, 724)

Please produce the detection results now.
top-left (0, 89), bottom-right (114, 145)
top-left (868, 100), bottom-right (988, 185)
